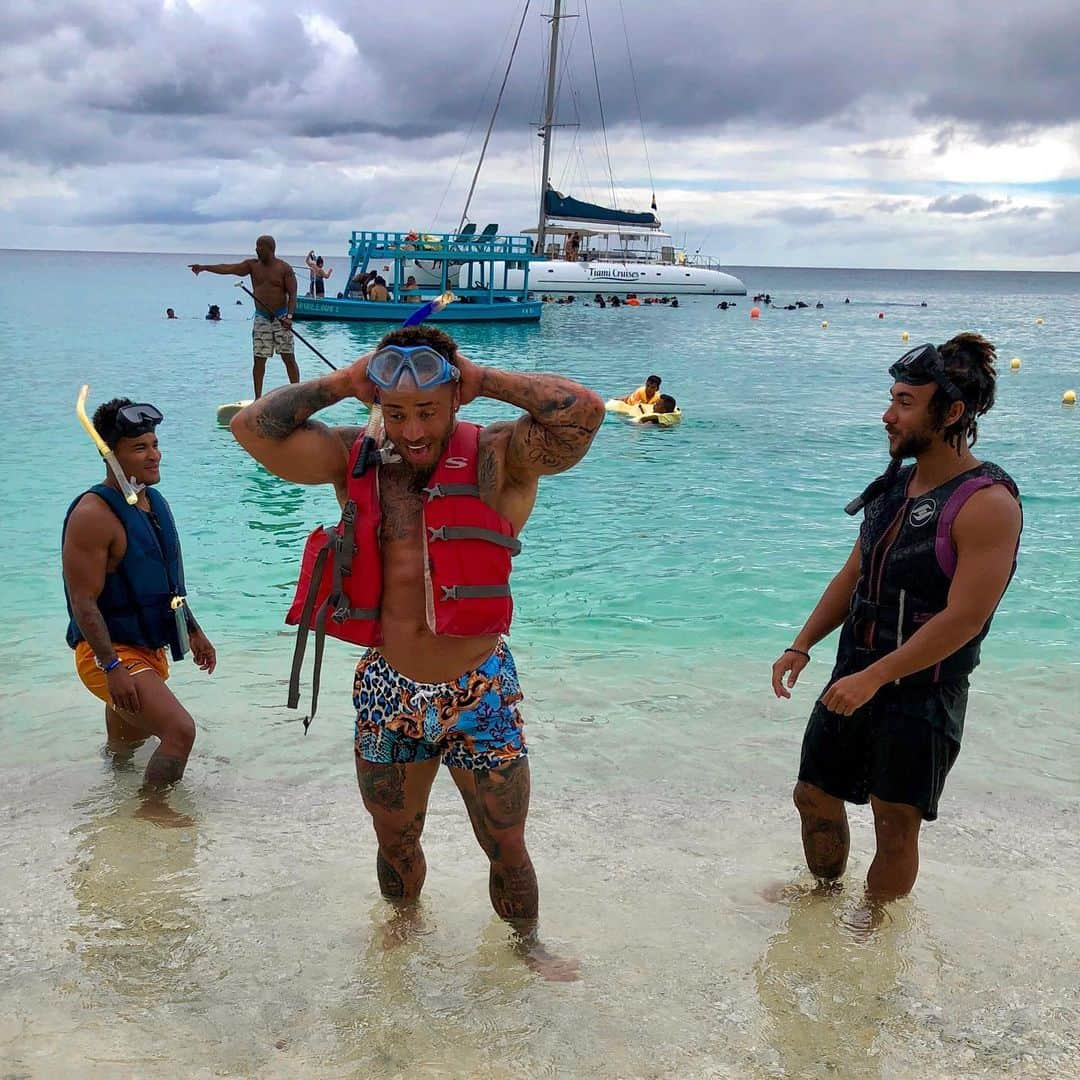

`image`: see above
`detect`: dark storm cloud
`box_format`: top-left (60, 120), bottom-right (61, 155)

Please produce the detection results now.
top-left (4, 0), bottom-right (1080, 173)
top-left (928, 194), bottom-right (1004, 214)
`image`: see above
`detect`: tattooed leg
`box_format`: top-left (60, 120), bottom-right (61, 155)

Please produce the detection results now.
top-left (355, 755), bottom-right (439, 902)
top-left (793, 781), bottom-right (850, 882)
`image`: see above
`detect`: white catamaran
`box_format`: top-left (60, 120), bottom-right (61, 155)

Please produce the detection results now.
top-left (411, 0), bottom-right (746, 298)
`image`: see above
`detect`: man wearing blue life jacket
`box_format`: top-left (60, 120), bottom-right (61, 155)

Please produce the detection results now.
top-left (230, 325), bottom-right (604, 980)
top-left (62, 398), bottom-right (217, 793)
top-left (189, 234), bottom-right (299, 398)
top-left (771, 333), bottom-right (1022, 908)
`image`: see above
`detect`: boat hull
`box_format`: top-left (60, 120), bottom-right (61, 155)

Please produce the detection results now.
top-left (496, 260), bottom-right (746, 295)
top-left (295, 296), bottom-right (542, 323)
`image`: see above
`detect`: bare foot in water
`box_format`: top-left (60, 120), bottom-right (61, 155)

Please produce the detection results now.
top-left (839, 899), bottom-right (890, 940)
top-left (517, 940), bottom-right (581, 982)
top-left (133, 800), bottom-right (195, 829)
top-left (379, 904), bottom-right (424, 951)
top-left (758, 878), bottom-right (844, 904)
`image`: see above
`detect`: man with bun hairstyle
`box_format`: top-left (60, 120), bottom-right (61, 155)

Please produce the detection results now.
top-left (771, 333), bottom-right (1022, 907)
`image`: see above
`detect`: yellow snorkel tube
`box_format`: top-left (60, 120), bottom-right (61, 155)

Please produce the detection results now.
top-left (76, 385), bottom-right (143, 505)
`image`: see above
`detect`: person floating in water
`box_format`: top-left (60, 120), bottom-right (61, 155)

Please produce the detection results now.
top-left (189, 234), bottom-right (298, 398)
top-left (620, 374), bottom-right (662, 407)
top-left (166, 308), bottom-right (178, 319)
top-left (205, 305), bottom-right (221, 321)
top-left (62, 398), bottom-right (217, 805)
top-left (230, 325), bottom-right (604, 979)
top-left (771, 333), bottom-right (1021, 910)
top-left (636, 394), bottom-right (677, 424)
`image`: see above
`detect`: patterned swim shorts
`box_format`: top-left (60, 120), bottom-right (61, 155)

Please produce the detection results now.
top-left (353, 642), bottom-right (527, 772)
top-left (252, 313), bottom-right (294, 357)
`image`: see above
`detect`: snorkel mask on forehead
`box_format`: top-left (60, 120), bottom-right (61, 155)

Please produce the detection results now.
top-left (367, 344), bottom-right (460, 391)
top-left (113, 402), bottom-right (164, 440)
top-left (889, 343), bottom-right (964, 403)
top-left (844, 344), bottom-right (967, 517)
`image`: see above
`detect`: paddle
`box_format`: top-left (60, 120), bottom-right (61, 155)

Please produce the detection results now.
top-left (234, 283), bottom-right (337, 371)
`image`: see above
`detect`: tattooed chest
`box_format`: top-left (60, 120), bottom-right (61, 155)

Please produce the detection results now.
top-left (378, 477), bottom-right (424, 543)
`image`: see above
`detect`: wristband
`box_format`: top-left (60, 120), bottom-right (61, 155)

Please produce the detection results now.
top-left (103, 657), bottom-right (122, 673)
top-left (784, 647), bottom-right (811, 660)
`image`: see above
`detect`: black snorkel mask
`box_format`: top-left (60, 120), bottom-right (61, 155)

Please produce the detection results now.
top-left (887, 342), bottom-right (965, 403)
top-left (114, 402), bottom-right (164, 439)
top-left (844, 344), bottom-right (966, 516)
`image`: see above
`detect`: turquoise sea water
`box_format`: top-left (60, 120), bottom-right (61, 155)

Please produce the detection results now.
top-left (1, 249), bottom-right (1078, 1077)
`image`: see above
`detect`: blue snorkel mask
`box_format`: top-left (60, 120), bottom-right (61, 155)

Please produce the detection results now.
top-left (367, 344), bottom-right (460, 391)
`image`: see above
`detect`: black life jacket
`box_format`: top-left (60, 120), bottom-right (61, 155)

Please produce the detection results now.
top-left (837, 461), bottom-right (1021, 684)
top-left (63, 485), bottom-right (189, 661)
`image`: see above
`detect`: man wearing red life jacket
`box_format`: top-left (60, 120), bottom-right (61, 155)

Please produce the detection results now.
top-left (231, 325), bottom-right (603, 979)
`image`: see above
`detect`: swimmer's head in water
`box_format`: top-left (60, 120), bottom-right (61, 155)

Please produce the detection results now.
top-left (654, 394), bottom-right (676, 414)
top-left (645, 375), bottom-right (662, 393)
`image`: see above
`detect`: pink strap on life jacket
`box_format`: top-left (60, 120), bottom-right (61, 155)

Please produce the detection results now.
top-left (934, 476), bottom-right (997, 579)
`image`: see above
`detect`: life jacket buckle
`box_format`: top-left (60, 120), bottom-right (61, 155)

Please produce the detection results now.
top-left (422, 484), bottom-right (443, 502)
top-left (440, 585), bottom-right (458, 601)
top-left (428, 525), bottom-right (447, 542)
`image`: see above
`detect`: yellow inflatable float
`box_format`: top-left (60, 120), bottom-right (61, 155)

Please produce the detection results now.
top-left (604, 399), bottom-right (682, 427)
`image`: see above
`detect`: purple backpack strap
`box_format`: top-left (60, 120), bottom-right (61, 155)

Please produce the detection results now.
top-left (934, 476), bottom-right (997, 578)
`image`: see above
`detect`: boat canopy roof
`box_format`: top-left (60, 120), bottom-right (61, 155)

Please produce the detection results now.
top-left (523, 222), bottom-right (672, 241)
top-left (543, 188), bottom-right (661, 230)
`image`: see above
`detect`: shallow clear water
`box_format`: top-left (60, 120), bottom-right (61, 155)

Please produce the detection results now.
top-left (0, 250), bottom-right (1077, 1077)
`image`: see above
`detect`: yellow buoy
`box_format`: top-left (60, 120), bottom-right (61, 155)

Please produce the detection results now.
top-left (1035, 317), bottom-right (1045, 326)
top-left (1010, 358), bottom-right (1021, 371)
top-left (901, 331), bottom-right (910, 342)
top-left (1064, 389), bottom-right (1077, 406)
top-left (821, 320), bottom-right (828, 328)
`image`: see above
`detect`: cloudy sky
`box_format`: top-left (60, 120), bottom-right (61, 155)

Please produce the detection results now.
top-left (3, 0), bottom-right (1080, 268)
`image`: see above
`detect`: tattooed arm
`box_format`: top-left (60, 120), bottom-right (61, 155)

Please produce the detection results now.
top-left (229, 354), bottom-right (374, 487)
top-left (455, 354), bottom-right (604, 482)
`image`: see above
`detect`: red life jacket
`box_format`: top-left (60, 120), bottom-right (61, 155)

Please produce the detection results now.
top-left (285, 421), bottom-right (520, 719)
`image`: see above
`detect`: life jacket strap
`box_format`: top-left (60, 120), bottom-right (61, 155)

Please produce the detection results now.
top-left (422, 483), bottom-right (481, 501)
top-left (440, 584), bottom-right (512, 601)
top-left (288, 543), bottom-right (330, 712)
top-left (427, 524), bottom-right (522, 555)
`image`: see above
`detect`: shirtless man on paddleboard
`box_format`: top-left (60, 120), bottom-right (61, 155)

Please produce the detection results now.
top-left (189, 234), bottom-right (298, 398)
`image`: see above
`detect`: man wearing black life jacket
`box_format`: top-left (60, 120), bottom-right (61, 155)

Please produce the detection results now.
top-left (62, 398), bottom-right (217, 794)
top-left (771, 333), bottom-right (1022, 905)
top-left (231, 326), bottom-right (603, 980)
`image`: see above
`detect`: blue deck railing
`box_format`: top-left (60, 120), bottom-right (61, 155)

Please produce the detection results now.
top-left (348, 230), bottom-right (541, 261)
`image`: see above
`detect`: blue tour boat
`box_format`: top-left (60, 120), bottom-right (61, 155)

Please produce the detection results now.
top-left (294, 229), bottom-right (544, 323)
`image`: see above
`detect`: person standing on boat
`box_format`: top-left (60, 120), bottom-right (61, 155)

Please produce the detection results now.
top-left (771, 334), bottom-right (1021, 909)
top-left (188, 235), bottom-right (299, 399)
top-left (367, 276), bottom-right (390, 302)
top-left (62, 398), bottom-right (217, 801)
top-left (230, 326), bottom-right (604, 979)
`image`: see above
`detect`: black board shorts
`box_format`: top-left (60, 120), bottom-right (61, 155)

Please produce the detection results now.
top-left (798, 686), bottom-right (964, 821)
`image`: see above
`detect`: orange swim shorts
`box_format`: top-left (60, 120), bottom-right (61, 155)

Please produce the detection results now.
top-left (74, 641), bottom-right (170, 704)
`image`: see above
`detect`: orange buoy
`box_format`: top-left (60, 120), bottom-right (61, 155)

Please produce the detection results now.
top-left (750, 307), bottom-right (761, 319)
top-left (626, 298), bottom-right (640, 306)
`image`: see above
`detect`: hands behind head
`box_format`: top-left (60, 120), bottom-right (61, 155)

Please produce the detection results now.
top-left (453, 351), bottom-right (482, 406)
top-left (346, 352), bottom-right (378, 405)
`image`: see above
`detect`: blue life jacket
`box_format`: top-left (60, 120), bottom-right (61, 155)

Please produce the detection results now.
top-left (63, 484), bottom-right (188, 661)
top-left (836, 461), bottom-right (1020, 685)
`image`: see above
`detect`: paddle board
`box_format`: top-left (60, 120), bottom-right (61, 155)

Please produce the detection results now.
top-left (216, 400), bottom-right (253, 426)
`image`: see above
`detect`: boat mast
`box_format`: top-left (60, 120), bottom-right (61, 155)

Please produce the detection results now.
top-left (535, 0), bottom-right (562, 255)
